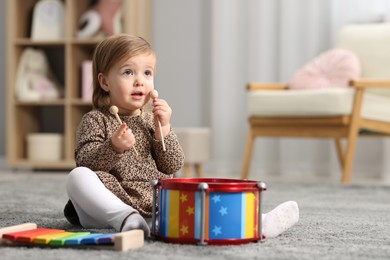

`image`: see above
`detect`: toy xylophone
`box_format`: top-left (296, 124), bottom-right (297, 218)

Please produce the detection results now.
top-left (0, 223), bottom-right (144, 251)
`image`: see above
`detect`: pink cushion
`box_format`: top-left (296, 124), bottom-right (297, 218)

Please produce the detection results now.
top-left (288, 49), bottom-right (361, 90)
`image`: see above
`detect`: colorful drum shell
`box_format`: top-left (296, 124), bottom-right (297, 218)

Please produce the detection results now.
top-left (152, 178), bottom-right (266, 245)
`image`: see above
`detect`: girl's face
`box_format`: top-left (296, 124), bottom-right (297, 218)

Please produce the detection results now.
top-left (98, 53), bottom-right (156, 116)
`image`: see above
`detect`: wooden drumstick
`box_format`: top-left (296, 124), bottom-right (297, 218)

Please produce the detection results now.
top-left (150, 90), bottom-right (166, 151)
top-left (109, 105), bottom-right (139, 157)
top-left (109, 105), bottom-right (122, 124)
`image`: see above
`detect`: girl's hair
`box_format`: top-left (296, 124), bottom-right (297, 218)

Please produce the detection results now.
top-left (91, 34), bottom-right (155, 108)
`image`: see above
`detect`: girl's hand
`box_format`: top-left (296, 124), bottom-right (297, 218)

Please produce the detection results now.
top-left (110, 123), bottom-right (136, 154)
top-left (152, 98), bottom-right (171, 139)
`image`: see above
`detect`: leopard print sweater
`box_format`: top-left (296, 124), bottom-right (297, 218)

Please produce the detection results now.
top-left (74, 106), bottom-right (185, 217)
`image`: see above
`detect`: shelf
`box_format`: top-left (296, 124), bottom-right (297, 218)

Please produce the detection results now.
top-left (15, 100), bottom-right (67, 106)
top-left (6, 0), bottom-right (152, 170)
top-left (14, 39), bottom-right (66, 46)
top-left (10, 159), bottom-right (76, 170)
top-left (14, 38), bottom-right (103, 46)
top-left (69, 99), bottom-right (93, 106)
top-left (70, 39), bottom-right (102, 45)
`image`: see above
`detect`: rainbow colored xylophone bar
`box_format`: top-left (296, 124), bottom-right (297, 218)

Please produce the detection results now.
top-left (0, 223), bottom-right (144, 251)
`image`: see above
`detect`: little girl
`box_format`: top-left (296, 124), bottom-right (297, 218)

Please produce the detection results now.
top-left (64, 34), bottom-right (299, 239)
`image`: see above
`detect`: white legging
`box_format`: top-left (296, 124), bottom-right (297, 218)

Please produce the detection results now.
top-left (66, 167), bottom-right (137, 231)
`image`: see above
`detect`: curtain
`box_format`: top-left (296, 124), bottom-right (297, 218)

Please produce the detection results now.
top-left (209, 0), bottom-right (390, 180)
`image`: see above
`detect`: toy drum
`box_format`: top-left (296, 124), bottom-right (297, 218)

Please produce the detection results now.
top-left (151, 178), bottom-right (266, 245)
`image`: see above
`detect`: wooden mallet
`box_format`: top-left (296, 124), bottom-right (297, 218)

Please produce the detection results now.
top-left (109, 105), bottom-right (139, 157)
top-left (150, 90), bottom-right (166, 151)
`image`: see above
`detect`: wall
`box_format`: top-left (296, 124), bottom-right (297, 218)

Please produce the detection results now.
top-left (152, 0), bottom-right (211, 128)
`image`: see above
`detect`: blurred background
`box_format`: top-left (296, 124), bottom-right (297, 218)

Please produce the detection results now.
top-left (1, 0), bottom-right (390, 183)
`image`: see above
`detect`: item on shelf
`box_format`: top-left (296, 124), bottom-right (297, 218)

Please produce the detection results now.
top-left (27, 133), bottom-right (64, 161)
top-left (15, 48), bottom-right (63, 101)
top-left (81, 60), bottom-right (93, 101)
top-left (76, 10), bottom-right (102, 39)
top-left (76, 0), bottom-right (124, 38)
top-left (31, 0), bottom-right (65, 40)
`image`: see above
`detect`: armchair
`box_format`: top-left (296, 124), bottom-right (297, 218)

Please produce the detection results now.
top-left (241, 23), bottom-right (390, 184)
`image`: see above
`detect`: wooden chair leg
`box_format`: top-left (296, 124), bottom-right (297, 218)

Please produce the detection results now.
top-left (342, 129), bottom-right (359, 184)
top-left (335, 138), bottom-right (345, 168)
top-left (241, 127), bottom-right (255, 179)
top-left (342, 88), bottom-right (363, 184)
top-left (194, 163), bottom-right (203, 177)
top-left (183, 163), bottom-right (192, 178)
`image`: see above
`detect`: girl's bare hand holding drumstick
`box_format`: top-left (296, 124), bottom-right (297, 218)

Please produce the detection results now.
top-left (150, 90), bottom-right (170, 151)
top-left (109, 105), bottom-right (139, 157)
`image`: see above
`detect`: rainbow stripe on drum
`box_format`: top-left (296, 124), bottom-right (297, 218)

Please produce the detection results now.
top-left (159, 189), bottom-right (259, 240)
top-left (159, 189), bottom-right (198, 239)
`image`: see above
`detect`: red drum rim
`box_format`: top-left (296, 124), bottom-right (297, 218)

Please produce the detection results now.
top-left (155, 235), bottom-right (264, 245)
top-left (156, 178), bottom-right (266, 192)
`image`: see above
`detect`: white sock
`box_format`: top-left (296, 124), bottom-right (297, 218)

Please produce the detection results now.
top-left (262, 201), bottom-right (299, 238)
top-left (121, 213), bottom-right (150, 238)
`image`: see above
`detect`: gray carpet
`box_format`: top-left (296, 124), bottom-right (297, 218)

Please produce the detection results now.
top-left (0, 172), bottom-right (389, 260)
